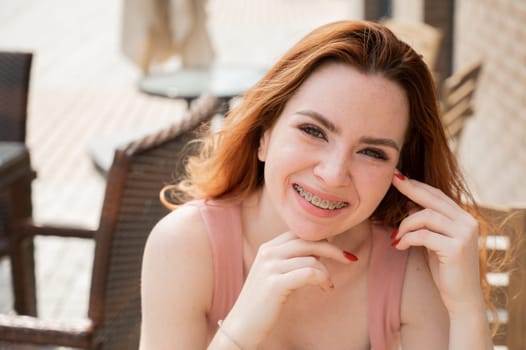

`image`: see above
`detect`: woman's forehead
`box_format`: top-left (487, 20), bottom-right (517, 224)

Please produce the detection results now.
top-left (284, 63), bottom-right (409, 126)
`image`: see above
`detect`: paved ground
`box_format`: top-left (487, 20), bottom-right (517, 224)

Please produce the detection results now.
top-left (0, 0), bottom-right (352, 322)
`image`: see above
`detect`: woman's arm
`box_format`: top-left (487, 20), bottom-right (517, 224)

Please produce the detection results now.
top-left (401, 248), bottom-right (492, 349)
top-left (393, 173), bottom-right (493, 350)
top-left (207, 231), bottom-right (356, 349)
top-left (447, 296), bottom-right (493, 349)
top-left (400, 247), bottom-right (450, 349)
top-left (139, 205), bottom-right (213, 350)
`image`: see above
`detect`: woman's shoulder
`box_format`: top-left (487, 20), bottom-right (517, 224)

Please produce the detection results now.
top-left (141, 202), bottom-right (214, 348)
top-left (149, 201), bottom-right (208, 245)
top-left (144, 201), bottom-right (214, 293)
top-left (145, 199), bottom-right (239, 262)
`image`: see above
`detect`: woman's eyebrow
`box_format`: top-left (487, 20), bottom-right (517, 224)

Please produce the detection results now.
top-left (296, 109), bottom-right (340, 134)
top-left (296, 109), bottom-right (400, 152)
top-left (359, 136), bottom-right (400, 152)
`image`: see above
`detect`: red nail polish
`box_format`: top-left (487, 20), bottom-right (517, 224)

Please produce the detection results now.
top-left (394, 173), bottom-right (406, 180)
top-left (391, 238), bottom-right (401, 247)
top-left (390, 229), bottom-right (398, 240)
top-left (343, 251), bottom-right (359, 261)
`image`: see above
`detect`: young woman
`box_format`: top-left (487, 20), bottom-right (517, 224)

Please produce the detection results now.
top-left (140, 21), bottom-right (494, 349)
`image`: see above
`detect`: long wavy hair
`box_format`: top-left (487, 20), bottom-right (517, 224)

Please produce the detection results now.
top-left (173, 21), bottom-right (465, 221)
top-left (164, 20), bottom-right (498, 327)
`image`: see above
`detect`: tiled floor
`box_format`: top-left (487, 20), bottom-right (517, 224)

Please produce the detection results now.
top-left (0, 0), bottom-right (352, 322)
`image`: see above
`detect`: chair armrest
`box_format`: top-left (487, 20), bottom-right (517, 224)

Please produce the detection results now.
top-left (0, 314), bottom-right (93, 348)
top-left (18, 218), bottom-right (97, 239)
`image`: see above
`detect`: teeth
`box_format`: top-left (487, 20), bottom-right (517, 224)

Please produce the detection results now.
top-left (293, 184), bottom-right (348, 210)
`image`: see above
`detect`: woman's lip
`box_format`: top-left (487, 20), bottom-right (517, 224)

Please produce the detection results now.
top-left (292, 184), bottom-right (349, 218)
top-left (293, 182), bottom-right (349, 203)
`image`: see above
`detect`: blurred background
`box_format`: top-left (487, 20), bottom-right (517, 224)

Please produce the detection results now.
top-left (0, 0), bottom-right (524, 341)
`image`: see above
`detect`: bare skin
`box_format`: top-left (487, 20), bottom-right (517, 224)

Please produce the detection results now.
top-left (139, 63), bottom-right (492, 349)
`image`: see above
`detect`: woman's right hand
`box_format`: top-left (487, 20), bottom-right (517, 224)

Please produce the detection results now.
top-left (214, 231), bottom-right (356, 349)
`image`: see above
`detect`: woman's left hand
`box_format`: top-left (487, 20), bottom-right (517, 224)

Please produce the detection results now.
top-left (391, 172), bottom-right (484, 316)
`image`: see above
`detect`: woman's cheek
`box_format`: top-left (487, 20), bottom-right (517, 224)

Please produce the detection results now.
top-left (358, 168), bottom-right (394, 200)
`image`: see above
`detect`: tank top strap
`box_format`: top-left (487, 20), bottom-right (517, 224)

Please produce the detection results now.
top-left (191, 200), bottom-right (244, 330)
top-left (368, 224), bottom-right (409, 350)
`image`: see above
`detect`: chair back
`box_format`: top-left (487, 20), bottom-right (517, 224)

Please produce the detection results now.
top-left (0, 51), bottom-right (32, 142)
top-left (441, 61), bottom-right (482, 150)
top-left (480, 205), bottom-right (526, 350)
top-left (86, 96), bottom-right (222, 349)
top-left (382, 19), bottom-right (443, 72)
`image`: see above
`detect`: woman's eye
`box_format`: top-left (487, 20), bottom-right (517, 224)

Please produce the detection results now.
top-left (299, 124), bottom-right (327, 140)
top-left (360, 148), bottom-right (389, 161)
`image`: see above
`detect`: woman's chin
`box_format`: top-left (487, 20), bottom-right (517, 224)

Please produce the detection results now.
top-left (287, 224), bottom-right (338, 241)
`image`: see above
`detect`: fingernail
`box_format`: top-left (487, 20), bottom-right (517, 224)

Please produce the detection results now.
top-left (394, 172), bottom-right (406, 180)
top-left (343, 250), bottom-right (359, 261)
top-left (391, 238), bottom-right (401, 247)
top-left (390, 229), bottom-right (399, 240)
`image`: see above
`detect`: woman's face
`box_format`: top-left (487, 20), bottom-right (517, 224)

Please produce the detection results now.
top-left (258, 62), bottom-right (409, 240)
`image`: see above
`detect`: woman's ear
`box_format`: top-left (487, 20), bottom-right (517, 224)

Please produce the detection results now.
top-left (258, 130), bottom-right (270, 162)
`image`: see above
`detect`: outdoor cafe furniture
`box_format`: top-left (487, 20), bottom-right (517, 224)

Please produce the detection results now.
top-left (0, 95), bottom-right (222, 349)
top-left (0, 51), bottom-right (32, 143)
top-left (0, 142), bottom-right (37, 317)
top-left (479, 204), bottom-right (526, 350)
top-left (121, 0), bottom-right (266, 105)
top-left (381, 19), bottom-right (443, 77)
top-left (87, 76), bottom-right (242, 175)
top-left (138, 63), bottom-right (267, 105)
top-left (440, 61), bottom-right (483, 153)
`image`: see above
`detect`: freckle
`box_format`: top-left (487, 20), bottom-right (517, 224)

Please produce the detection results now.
top-left (416, 267), bottom-right (421, 271)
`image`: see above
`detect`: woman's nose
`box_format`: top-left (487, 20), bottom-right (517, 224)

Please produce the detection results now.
top-left (312, 152), bottom-right (351, 187)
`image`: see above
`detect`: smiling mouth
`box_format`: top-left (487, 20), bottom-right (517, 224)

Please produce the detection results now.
top-left (293, 183), bottom-right (349, 210)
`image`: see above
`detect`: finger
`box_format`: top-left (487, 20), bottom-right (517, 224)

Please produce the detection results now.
top-left (395, 208), bottom-right (457, 239)
top-left (275, 239), bottom-right (357, 264)
top-left (394, 228), bottom-right (455, 255)
top-left (265, 231), bottom-right (298, 245)
top-left (277, 267), bottom-right (334, 292)
top-left (392, 172), bottom-right (461, 220)
top-left (406, 201), bottom-right (422, 214)
top-left (275, 256), bottom-right (329, 275)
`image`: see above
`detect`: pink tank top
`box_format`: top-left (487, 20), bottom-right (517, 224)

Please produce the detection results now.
top-left (193, 201), bottom-right (409, 349)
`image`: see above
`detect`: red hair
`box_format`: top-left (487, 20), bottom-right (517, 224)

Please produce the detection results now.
top-left (178, 21), bottom-right (466, 221)
top-left (166, 20), bottom-right (497, 324)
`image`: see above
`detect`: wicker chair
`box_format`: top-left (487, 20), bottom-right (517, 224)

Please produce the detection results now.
top-left (381, 19), bottom-right (443, 74)
top-left (481, 204), bottom-right (526, 350)
top-left (0, 95), bottom-right (222, 349)
top-left (440, 61), bottom-right (483, 153)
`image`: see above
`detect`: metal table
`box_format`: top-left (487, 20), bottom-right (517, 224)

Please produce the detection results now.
top-left (138, 64), bottom-right (267, 104)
